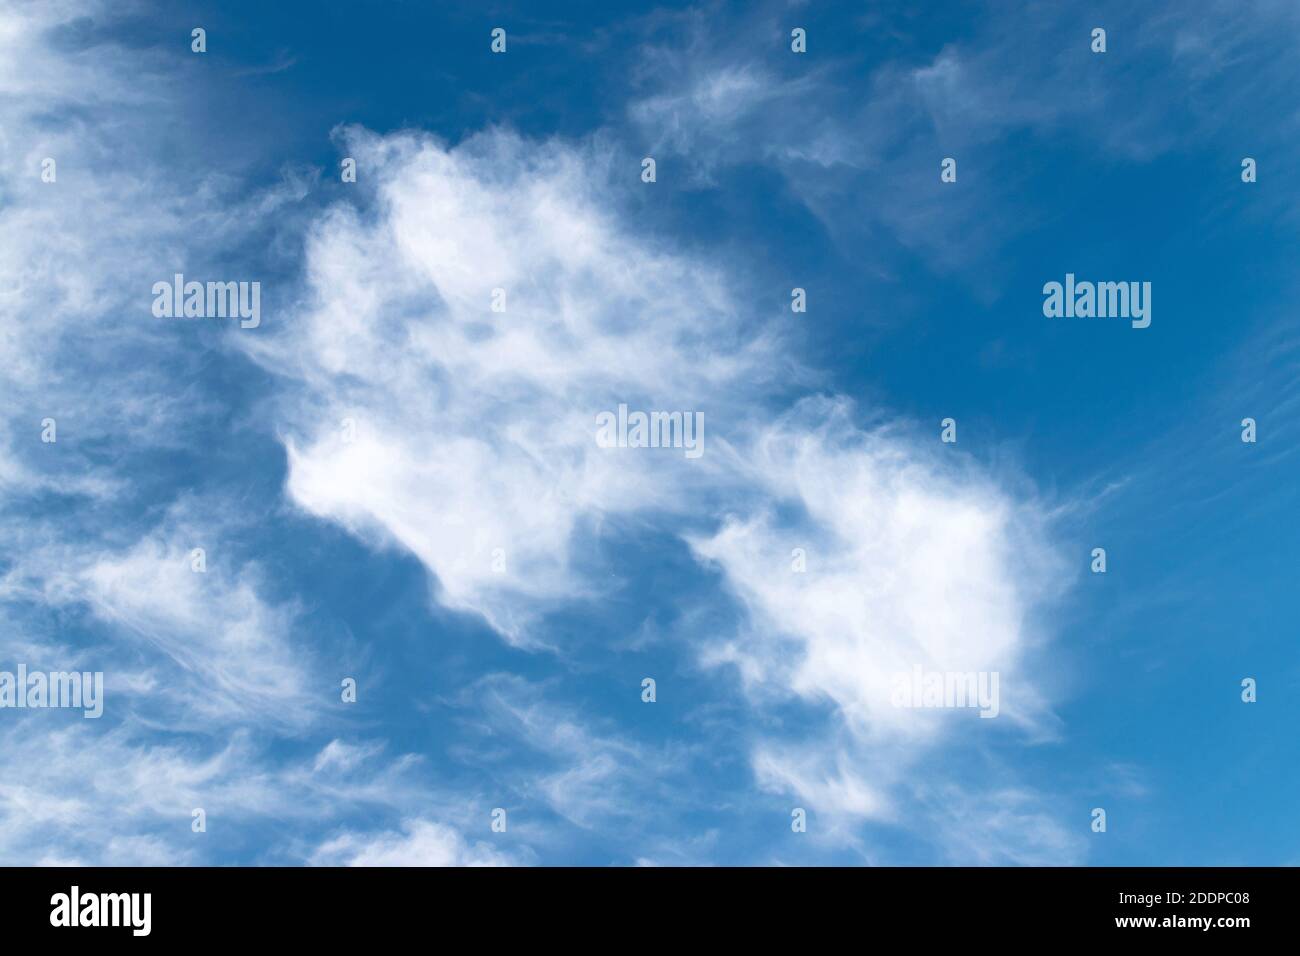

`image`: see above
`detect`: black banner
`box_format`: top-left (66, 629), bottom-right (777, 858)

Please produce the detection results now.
top-left (0, 866), bottom-right (1284, 942)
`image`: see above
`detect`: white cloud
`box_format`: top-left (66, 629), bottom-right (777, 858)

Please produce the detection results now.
top-left (752, 744), bottom-right (887, 820)
top-left (0, 2), bottom-right (377, 864)
top-left (0, 500), bottom-right (320, 731)
top-left (0, 0), bottom-right (1097, 865)
top-left (251, 125), bottom-right (791, 642)
top-left (311, 819), bottom-right (516, 867)
top-left (0, 726), bottom-right (246, 863)
top-left (624, 1), bottom-right (1300, 278)
top-left (919, 785), bottom-right (1084, 866)
top-left (0, 722), bottom-right (446, 864)
top-left (79, 542), bottom-right (315, 727)
top-left (313, 739), bottom-right (385, 774)
top-left (0, 0), bottom-right (513, 868)
top-left (464, 673), bottom-right (687, 836)
top-left (0, 0), bottom-right (312, 502)
top-left (691, 396), bottom-right (1063, 743)
top-left (243, 115), bottom-right (1077, 858)
top-left (687, 396), bottom-right (1068, 843)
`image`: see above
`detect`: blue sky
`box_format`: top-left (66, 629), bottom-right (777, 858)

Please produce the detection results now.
top-left (2, 0), bottom-right (1298, 865)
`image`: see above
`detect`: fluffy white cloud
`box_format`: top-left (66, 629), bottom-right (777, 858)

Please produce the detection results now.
top-left (0, 0), bottom-right (1089, 865)
top-left (311, 819), bottom-right (515, 867)
top-left (251, 125), bottom-right (790, 642)
top-left (692, 397), bottom-right (1062, 743)
top-left (245, 116), bottom-right (1076, 856)
top-left (689, 397), bottom-right (1066, 829)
